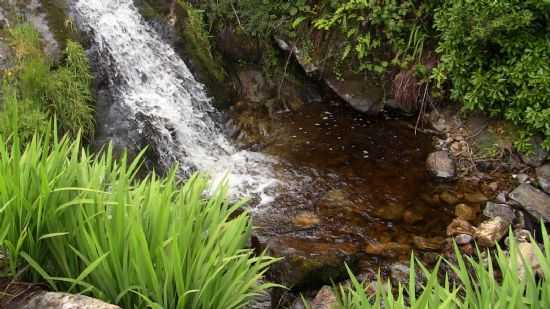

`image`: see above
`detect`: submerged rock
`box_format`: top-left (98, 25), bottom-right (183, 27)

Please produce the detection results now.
top-left (463, 192), bottom-right (488, 204)
top-left (536, 164), bottom-right (550, 194)
top-left (15, 292), bottom-right (119, 309)
top-left (293, 212), bottom-right (321, 228)
top-left (474, 217), bottom-right (510, 247)
top-left (413, 236), bottom-right (446, 251)
top-left (447, 218), bottom-right (476, 236)
top-left (455, 204), bottom-right (478, 222)
top-left (509, 184), bottom-right (550, 222)
top-left (426, 151), bottom-right (456, 181)
top-left (365, 242), bottom-right (411, 258)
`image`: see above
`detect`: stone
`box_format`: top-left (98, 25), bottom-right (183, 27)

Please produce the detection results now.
top-left (536, 164), bottom-right (550, 194)
top-left (310, 286), bottom-right (340, 309)
top-left (483, 202), bottom-right (515, 223)
top-left (293, 212), bottom-right (321, 228)
top-left (15, 292), bottom-right (119, 309)
top-left (495, 192), bottom-right (508, 203)
top-left (455, 204), bottom-right (478, 221)
top-left (474, 217), bottom-right (510, 247)
top-left (426, 151), bottom-right (456, 181)
top-left (440, 191), bottom-right (461, 205)
top-left (519, 136), bottom-right (548, 167)
top-left (447, 218), bottom-right (476, 236)
top-left (455, 234), bottom-right (473, 245)
top-left (514, 173), bottom-right (530, 184)
top-left (267, 237), bottom-right (359, 288)
top-left (413, 236), bottom-right (446, 251)
top-left (516, 242), bottom-right (543, 281)
top-left (509, 184), bottom-right (550, 222)
top-left (463, 192), bottom-right (488, 204)
top-left (325, 77), bottom-right (384, 114)
top-left (365, 242), bottom-right (411, 258)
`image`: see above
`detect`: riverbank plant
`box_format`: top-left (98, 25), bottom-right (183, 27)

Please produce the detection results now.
top-left (1, 23), bottom-right (94, 140)
top-left (336, 228), bottom-right (550, 308)
top-left (0, 134), bottom-right (276, 308)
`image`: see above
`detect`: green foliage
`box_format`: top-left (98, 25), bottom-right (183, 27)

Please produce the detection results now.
top-left (0, 134), bottom-right (277, 308)
top-left (435, 0), bottom-right (550, 150)
top-left (337, 226), bottom-right (550, 308)
top-left (2, 23), bottom-right (94, 140)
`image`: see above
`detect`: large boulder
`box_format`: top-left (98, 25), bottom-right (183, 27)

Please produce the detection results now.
top-left (426, 151), bottom-right (456, 181)
top-left (509, 184), bottom-right (550, 222)
top-left (15, 292), bottom-right (119, 309)
top-left (536, 164), bottom-right (550, 194)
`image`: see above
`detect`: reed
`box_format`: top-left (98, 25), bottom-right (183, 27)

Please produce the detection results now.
top-left (0, 134), bottom-right (276, 309)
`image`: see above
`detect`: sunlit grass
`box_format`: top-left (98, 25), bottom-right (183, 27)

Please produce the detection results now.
top-left (0, 134), bottom-right (277, 308)
top-left (337, 229), bottom-right (550, 308)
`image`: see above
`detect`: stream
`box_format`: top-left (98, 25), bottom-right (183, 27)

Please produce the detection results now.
top-left (71, 0), bottom-right (458, 291)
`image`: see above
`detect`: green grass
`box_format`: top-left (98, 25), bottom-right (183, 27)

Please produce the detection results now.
top-left (0, 134), bottom-right (277, 308)
top-left (336, 228), bottom-right (550, 308)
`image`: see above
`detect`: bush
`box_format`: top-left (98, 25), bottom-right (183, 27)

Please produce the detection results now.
top-left (2, 23), bottom-right (95, 139)
top-left (0, 134), bottom-right (276, 308)
top-left (434, 0), bottom-right (550, 150)
top-left (337, 227), bottom-right (550, 308)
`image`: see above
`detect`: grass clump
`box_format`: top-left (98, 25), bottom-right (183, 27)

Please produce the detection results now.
top-left (1, 23), bottom-right (94, 140)
top-left (0, 134), bottom-right (276, 308)
top-left (337, 228), bottom-right (550, 308)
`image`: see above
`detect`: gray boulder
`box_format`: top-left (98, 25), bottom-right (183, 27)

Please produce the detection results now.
top-left (16, 292), bottom-right (119, 309)
top-left (536, 164), bottom-right (550, 194)
top-left (509, 184), bottom-right (550, 222)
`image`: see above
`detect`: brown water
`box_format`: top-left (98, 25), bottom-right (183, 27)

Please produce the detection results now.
top-left (230, 100), bottom-right (457, 286)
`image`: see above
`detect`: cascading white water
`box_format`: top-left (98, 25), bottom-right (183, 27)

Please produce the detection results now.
top-left (71, 0), bottom-right (279, 203)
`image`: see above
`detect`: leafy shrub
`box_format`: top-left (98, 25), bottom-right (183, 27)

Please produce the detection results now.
top-left (337, 227), bottom-right (550, 308)
top-left (0, 134), bottom-right (276, 308)
top-left (3, 23), bottom-right (94, 139)
top-left (434, 0), bottom-right (550, 150)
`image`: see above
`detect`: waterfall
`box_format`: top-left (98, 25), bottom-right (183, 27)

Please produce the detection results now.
top-left (71, 0), bottom-right (278, 203)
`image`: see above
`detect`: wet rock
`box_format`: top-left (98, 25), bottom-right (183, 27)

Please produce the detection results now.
top-left (365, 242), bottom-right (411, 258)
top-left (536, 164), bottom-right (550, 194)
top-left (463, 192), bottom-right (488, 204)
top-left (519, 136), bottom-right (548, 167)
top-left (455, 234), bottom-right (473, 245)
top-left (15, 292), bottom-right (119, 309)
top-left (447, 218), bottom-right (476, 236)
top-left (513, 173), bottom-right (530, 184)
top-left (293, 212), bottom-right (321, 228)
top-left (516, 242), bottom-right (543, 281)
top-left (310, 286), bottom-right (340, 309)
top-left (495, 192), bottom-right (508, 203)
top-left (509, 184), bottom-right (550, 222)
top-left (325, 78), bottom-right (384, 114)
top-left (413, 236), bottom-right (446, 251)
top-left (238, 70), bottom-right (270, 103)
top-left (440, 191), bottom-right (461, 205)
top-left (474, 217), bottom-right (510, 247)
top-left (483, 202), bottom-right (515, 223)
top-left (426, 151), bottom-right (456, 181)
top-left (455, 204), bottom-right (478, 222)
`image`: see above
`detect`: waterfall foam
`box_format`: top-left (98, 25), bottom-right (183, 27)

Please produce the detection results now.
top-left (71, 0), bottom-right (279, 203)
